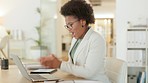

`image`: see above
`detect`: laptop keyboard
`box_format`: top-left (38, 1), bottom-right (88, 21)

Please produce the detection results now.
top-left (30, 75), bottom-right (46, 80)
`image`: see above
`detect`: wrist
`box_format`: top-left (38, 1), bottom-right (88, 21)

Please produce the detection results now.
top-left (58, 61), bottom-right (62, 68)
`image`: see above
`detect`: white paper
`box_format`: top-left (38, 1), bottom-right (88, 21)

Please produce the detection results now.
top-left (32, 69), bottom-right (56, 73)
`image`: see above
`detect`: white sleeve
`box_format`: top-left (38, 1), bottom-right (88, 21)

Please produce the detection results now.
top-left (60, 34), bottom-right (106, 79)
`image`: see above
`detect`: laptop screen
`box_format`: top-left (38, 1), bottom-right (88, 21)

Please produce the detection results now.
top-left (11, 55), bottom-right (32, 80)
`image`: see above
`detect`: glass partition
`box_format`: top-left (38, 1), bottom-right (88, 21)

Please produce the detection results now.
top-left (0, 0), bottom-right (58, 60)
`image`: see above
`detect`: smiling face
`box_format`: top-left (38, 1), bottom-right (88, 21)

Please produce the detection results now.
top-left (65, 16), bottom-right (88, 39)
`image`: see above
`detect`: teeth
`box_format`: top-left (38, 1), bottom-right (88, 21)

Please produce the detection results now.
top-left (70, 32), bottom-right (75, 36)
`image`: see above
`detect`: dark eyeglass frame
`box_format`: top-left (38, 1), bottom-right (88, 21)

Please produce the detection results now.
top-left (64, 20), bottom-right (79, 30)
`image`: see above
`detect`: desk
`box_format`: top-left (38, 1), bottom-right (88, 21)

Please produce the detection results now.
top-left (0, 65), bottom-right (83, 83)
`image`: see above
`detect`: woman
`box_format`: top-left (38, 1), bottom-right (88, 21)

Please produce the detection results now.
top-left (40, 0), bottom-right (110, 83)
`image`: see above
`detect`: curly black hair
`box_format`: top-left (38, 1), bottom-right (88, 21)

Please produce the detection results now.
top-left (60, 0), bottom-right (95, 25)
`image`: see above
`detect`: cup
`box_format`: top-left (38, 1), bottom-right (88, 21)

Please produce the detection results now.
top-left (1, 59), bottom-right (9, 70)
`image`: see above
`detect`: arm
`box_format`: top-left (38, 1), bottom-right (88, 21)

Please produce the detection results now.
top-left (60, 34), bottom-right (106, 79)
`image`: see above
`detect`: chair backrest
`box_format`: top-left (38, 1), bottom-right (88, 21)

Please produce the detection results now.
top-left (105, 57), bottom-right (127, 83)
top-left (0, 35), bottom-right (9, 49)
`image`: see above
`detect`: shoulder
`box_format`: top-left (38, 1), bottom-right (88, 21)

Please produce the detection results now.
top-left (89, 29), bottom-right (105, 42)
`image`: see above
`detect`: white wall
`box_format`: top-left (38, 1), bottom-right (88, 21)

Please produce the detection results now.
top-left (1, 0), bottom-right (40, 38)
top-left (93, 1), bottom-right (115, 18)
top-left (116, 0), bottom-right (148, 60)
top-left (0, 0), bottom-right (40, 58)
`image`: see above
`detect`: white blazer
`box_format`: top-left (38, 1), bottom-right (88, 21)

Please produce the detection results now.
top-left (60, 28), bottom-right (110, 83)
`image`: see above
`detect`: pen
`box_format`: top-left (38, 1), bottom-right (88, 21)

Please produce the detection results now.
top-left (0, 49), bottom-right (7, 59)
top-left (44, 80), bottom-right (76, 83)
top-left (56, 79), bottom-right (65, 83)
top-left (44, 80), bottom-right (64, 83)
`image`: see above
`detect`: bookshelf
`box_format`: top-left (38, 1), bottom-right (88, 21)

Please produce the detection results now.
top-left (127, 24), bottom-right (147, 83)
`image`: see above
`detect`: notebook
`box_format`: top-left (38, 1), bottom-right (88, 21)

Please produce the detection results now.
top-left (30, 69), bottom-right (57, 74)
top-left (24, 64), bottom-right (57, 74)
top-left (11, 55), bottom-right (59, 82)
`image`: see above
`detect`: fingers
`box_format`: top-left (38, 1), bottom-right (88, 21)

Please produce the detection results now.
top-left (39, 57), bottom-right (47, 66)
top-left (39, 54), bottom-right (61, 68)
top-left (39, 55), bottom-right (54, 67)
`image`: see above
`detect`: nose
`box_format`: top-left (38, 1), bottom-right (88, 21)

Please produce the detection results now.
top-left (68, 28), bottom-right (72, 32)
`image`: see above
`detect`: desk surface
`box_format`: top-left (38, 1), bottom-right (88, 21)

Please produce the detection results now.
top-left (0, 65), bottom-right (83, 83)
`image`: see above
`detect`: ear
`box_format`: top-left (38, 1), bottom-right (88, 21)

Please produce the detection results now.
top-left (80, 19), bottom-right (86, 26)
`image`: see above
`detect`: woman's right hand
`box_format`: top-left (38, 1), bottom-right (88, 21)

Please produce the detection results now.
top-left (39, 54), bottom-right (61, 69)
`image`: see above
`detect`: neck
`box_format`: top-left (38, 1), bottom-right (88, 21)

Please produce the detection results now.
top-left (80, 26), bottom-right (89, 39)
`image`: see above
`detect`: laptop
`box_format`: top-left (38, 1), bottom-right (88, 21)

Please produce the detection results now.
top-left (11, 55), bottom-right (59, 82)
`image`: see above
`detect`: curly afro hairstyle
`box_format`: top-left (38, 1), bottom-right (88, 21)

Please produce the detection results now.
top-left (60, 0), bottom-right (95, 25)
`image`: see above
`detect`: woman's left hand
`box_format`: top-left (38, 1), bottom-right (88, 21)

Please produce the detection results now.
top-left (39, 54), bottom-right (62, 69)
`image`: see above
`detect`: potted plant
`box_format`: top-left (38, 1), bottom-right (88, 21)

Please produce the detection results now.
top-left (30, 8), bottom-right (48, 60)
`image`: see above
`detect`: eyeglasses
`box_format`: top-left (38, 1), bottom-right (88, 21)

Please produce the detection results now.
top-left (64, 20), bottom-right (79, 30)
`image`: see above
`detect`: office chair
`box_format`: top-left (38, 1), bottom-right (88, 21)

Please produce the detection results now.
top-left (105, 57), bottom-right (127, 83)
top-left (0, 36), bottom-right (9, 58)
